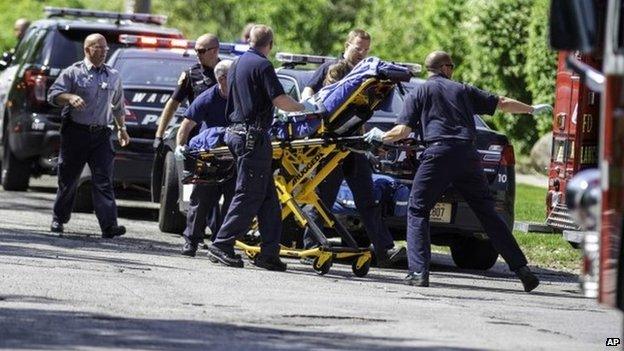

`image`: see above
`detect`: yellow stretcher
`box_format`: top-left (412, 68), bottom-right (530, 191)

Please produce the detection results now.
top-left (184, 77), bottom-right (400, 277)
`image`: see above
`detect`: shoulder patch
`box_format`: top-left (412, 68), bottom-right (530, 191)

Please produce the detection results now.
top-left (178, 71), bottom-right (187, 85)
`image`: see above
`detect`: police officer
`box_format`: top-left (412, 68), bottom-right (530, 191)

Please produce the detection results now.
top-left (207, 25), bottom-right (312, 270)
top-left (300, 29), bottom-right (405, 266)
top-left (153, 33), bottom-right (221, 239)
top-left (174, 60), bottom-right (235, 257)
top-left (369, 50), bottom-right (552, 291)
top-left (48, 33), bottom-right (130, 238)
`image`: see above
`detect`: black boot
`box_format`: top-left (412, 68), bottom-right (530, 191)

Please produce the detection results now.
top-left (514, 266), bottom-right (539, 292)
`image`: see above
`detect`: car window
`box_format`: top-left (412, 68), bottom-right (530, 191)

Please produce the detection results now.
top-left (114, 57), bottom-right (196, 86)
top-left (12, 27), bottom-right (40, 64)
top-left (47, 30), bottom-right (123, 68)
top-left (278, 75), bottom-right (300, 100)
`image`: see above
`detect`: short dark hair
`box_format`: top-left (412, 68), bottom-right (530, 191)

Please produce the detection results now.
top-left (425, 50), bottom-right (453, 72)
top-left (249, 25), bottom-right (274, 48)
top-left (346, 29), bottom-right (371, 44)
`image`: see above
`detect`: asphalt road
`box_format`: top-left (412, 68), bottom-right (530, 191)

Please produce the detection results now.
top-left (0, 176), bottom-right (621, 351)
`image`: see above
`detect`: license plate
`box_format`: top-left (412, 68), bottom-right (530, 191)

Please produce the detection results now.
top-left (430, 203), bottom-right (452, 223)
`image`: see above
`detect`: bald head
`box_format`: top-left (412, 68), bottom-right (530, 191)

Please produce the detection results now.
top-left (14, 18), bottom-right (30, 40)
top-left (424, 50), bottom-right (454, 78)
top-left (249, 25), bottom-right (273, 49)
top-left (196, 33), bottom-right (219, 48)
top-left (84, 33), bottom-right (106, 49)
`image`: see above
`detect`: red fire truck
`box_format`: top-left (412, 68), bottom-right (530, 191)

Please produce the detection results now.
top-left (548, 0), bottom-right (622, 323)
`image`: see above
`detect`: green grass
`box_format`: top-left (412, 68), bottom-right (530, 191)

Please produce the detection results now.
top-left (513, 183), bottom-right (582, 272)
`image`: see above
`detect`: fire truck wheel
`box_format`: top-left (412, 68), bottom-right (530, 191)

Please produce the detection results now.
top-left (158, 151), bottom-right (185, 234)
top-left (450, 237), bottom-right (499, 270)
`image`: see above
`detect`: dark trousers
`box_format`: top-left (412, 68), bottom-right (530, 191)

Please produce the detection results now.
top-left (212, 131), bottom-right (282, 257)
top-left (53, 122), bottom-right (118, 231)
top-left (183, 179), bottom-right (235, 245)
top-left (407, 143), bottom-right (527, 274)
top-left (303, 152), bottom-right (394, 256)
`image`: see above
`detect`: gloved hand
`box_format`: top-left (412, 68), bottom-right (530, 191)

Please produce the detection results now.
top-left (174, 145), bottom-right (186, 161)
top-left (531, 104), bottom-right (553, 116)
top-left (153, 136), bottom-right (163, 149)
top-left (301, 99), bottom-right (318, 113)
top-left (363, 127), bottom-right (385, 144)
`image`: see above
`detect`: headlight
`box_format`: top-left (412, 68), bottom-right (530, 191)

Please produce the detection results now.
top-left (565, 169), bottom-right (601, 230)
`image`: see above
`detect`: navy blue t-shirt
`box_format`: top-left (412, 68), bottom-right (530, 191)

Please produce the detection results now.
top-left (183, 84), bottom-right (228, 129)
top-left (397, 74), bottom-right (499, 142)
top-left (227, 48), bottom-right (284, 129)
top-left (305, 54), bottom-right (346, 93)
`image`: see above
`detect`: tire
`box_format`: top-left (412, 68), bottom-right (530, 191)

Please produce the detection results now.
top-left (450, 236), bottom-right (499, 270)
top-left (158, 151), bottom-right (185, 233)
top-left (1, 137), bottom-right (30, 191)
top-left (73, 182), bottom-right (94, 213)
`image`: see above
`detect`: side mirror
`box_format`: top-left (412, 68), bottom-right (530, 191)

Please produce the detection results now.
top-left (549, 0), bottom-right (598, 53)
top-left (0, 51), bottom-right (13, 71)
top-left (566, 168), bottom-right (601, 230)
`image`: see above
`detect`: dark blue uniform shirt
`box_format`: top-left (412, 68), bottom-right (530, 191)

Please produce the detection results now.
top-left (397, 74), bottom-right (499, 142)
top-left (172, 63), bottom-right (217, 104)
top-left (305, 54), bottom-right (346, 92)
top-left (184, 84), bottom-right (228, 129)
top-left (227, 48), bottom-right (284, 129)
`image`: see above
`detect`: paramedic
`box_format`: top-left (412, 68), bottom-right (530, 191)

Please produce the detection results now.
top-left (368, 50), bottom-right (551, 291)
top-left (206, 25), bottom-right (313, 271)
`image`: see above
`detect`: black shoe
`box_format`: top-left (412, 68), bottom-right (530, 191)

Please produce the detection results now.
top-left (514, 266), bottom-right (539, 292)
top-left (386, 246), bottom-right (407, 263)
top-left (50, 220), bottom-right (63, 233)
top-left (181, 242), bottom-right (198, 257)
top-left (253, 255), bottom-right (287, 272)
top-left (102, 225), bottom-right (126, 239)
top-left (404, 272), bottom-right (429, 287)
top-left (207, 244), bottom-right (244, 268)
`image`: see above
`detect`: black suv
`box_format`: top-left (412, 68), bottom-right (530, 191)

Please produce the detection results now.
top-left (0, 7), bottom-right (183, 191)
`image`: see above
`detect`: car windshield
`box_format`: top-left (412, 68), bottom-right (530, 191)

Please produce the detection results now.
top-left (47, 30), bottom-right (123, 68)
top-left (114, 57), bottom-right (195, 86)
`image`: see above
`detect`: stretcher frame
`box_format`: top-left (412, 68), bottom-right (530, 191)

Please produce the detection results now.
top-left (185, 77), bottom-right (399, 277)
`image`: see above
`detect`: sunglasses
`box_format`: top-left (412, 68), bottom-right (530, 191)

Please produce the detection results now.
top-left (443, 63), bottom-right (455, 69)
top-left (195, 46), bottom-right (218, 55)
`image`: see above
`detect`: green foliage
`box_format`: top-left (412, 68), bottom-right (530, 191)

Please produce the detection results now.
top-left (0, 0), bottom-right (558, 155)
top-left (525, 0), bottom-right (558, 136)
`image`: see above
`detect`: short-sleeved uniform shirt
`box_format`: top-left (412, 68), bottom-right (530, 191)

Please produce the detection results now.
top-left (171, 62), bottom-right (217, 104)
top-left (305, 54), bottom-right (345, 93)
top-left (47, 59), bottom-right (125, 126)
top-left (184, 84), bottom-right (228, 129)
top-left (227, 48), bottom-right (284, 130)
top-left (397, 74), bottom-right (499, 142)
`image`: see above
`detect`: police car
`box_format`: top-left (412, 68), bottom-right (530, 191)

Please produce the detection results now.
top-left (273, 53), bottom-right (516, 271)
top-left (0, 7), bottom-right (183, 192)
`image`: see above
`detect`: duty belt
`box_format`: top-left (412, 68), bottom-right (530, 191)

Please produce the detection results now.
top-left (226, 123), bottom-right (267, 135)
top-left (425, 139), bottom-right (473, 147)
top-left (67, 120), bottom-right (109, 133)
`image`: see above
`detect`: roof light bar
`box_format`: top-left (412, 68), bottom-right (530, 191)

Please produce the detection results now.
top-left (276, 52), bottom-right (336, 65)
top-left (219, 42), bottom-right (250, 55)
top-left (119, 34), bottom-right (191, 48)
top-left (44, 6), bottom-right (167, 25)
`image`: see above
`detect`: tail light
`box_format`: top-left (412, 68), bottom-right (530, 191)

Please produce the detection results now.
top-left (23, 68), bottom-right (48, 107)
top-left (500, 144), bottom-right (515, 166)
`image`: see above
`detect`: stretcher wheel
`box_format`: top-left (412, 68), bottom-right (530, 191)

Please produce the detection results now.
top-left (313, 256), bottom-right (332, 275)
top-left (351, 258), bottom-right (370, 277)
top-left (244, 250), bottom-right (258, 260)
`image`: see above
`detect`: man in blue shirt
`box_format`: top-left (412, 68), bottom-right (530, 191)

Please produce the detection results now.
top-left (207, 25), bottom-right (311, 271)
top-left (369, 50), bottom-right (552, 291)
top-left (174, 60), bottom-right (234, 257)
top-left (47, 33), bottom-right (130, 238)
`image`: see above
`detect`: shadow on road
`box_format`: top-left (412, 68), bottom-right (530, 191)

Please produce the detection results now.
top-left (0, 306), bottom-right (478, 351)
